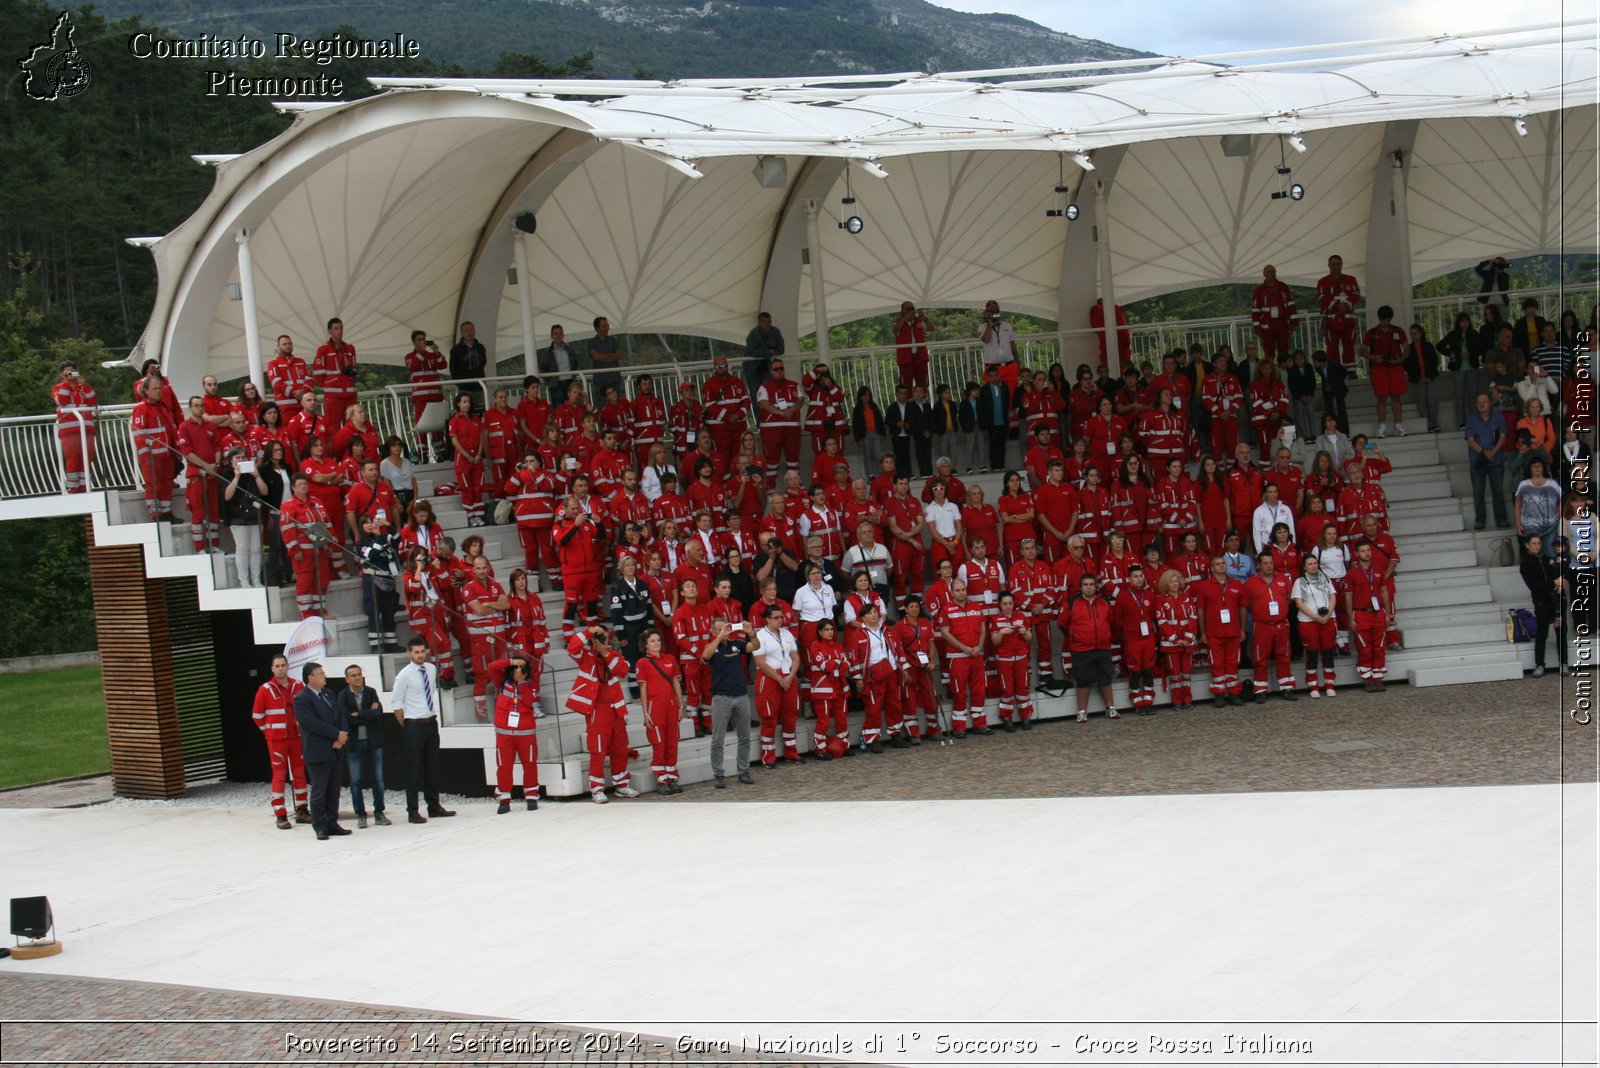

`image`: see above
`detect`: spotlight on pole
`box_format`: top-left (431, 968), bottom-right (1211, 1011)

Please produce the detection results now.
top-left (1514, 117), bottom-right (1529, 137)
top-left (1288, 134), bottom-right (1307, 153)
top-left (1071, 152), bottom-right (1095, 171)
top-left (513, 212), bottom-right (538, 234)
top-left (838, 196), bottom-right (865, 234)
top-left (1288, 182), bottom-right (1305, 201)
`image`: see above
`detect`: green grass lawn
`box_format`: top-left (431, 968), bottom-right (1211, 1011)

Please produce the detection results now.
top-left (0, 666), bottom-right (109, 789)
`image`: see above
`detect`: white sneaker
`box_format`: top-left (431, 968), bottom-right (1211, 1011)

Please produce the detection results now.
top-left (1308, 690), bottom-right (1322, 699)
top-left (614, 786), bottom-right (640, 799)
top-left (1376, 424), bottom-right (1388, 438)
top-left (1395, 423), bottom-right (1408, 436)
top-left (1323, 688), bottom-right (1337, 699)
top-left (590, 788), bottom-right (609, 804)
top-left (1076, 711), bottom-right (1088, 723)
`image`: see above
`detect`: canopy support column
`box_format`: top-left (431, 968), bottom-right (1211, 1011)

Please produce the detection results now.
top-left (1364, 121), bottom-right (1420, 330)
top-left (234, 229), bottom-right (264, 391)
top-left (805, 199), bottom-right (830, 363)
top-left (513, 230), bottom-right (538, 377)
top-left (1094, 179), bottom-right (1120, 381)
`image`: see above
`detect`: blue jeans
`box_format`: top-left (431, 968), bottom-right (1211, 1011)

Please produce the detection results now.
top-left (1470, 462), bottom-right (1507, 526)
top-left (346, 742), bottom-right (384, 817)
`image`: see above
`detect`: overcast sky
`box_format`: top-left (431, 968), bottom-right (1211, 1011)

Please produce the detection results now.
top-left (940, 0), bottom-right (1596, 55)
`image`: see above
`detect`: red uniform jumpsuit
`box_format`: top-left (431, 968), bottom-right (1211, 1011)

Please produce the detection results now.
top-left (883, 492), bottom-right (926, 605)
top-left (702, 371), bottom-right (750, 474)
top-left (800, 371), bottom-right (847, 455)
top-left (1113, 584), bottom-right (1159, 710)
top-left (553, 508), bottom-right (605, 632)
top-left (280, 495), bottom-right (334, 618)
top-left (672, 602), bottom-right (713, 733)
top-left (1337, 483), bottom-right (1390, 542)
top-left (462, 577), bottom-right (507, 719)
top-left (1252, 279), bottom-right (1298, 361)
top-left (481, 404), bottom-right (520, 498)
top-left (1139, 409), bottom-right (1188, 471)
top-left (267, 354), bottom-right (311, 414)
top-left (1345, 563), bottom-right (1389, 682)
top-left (1317, 272), bottom-right (1362, 368)
top-left (1250, 378), bottom-right (1290, 461)
top-left (566, 631), bottom-right (632, 794)
top-left (630, 393), bottom-right (668, 472)
top-left (52, 378), bottom-right (97, 493)
top-left (1243, 572), bottom-right (1295, 695)
top-left (753, 626), bottom-right (801, 764)
top-left (402, 569), bottom-right (456, 681)
top-left (312, 338), bottom-right (358, 428)
top-left (449, 412), bottom-right (485, 523)
top-left (1052, 553), bottom-right (1094, 677)
top-left (894, 312), bottom-right (930, 388)
top-left (405, 346), bottom-right (447, 453)
top-left (668, 393), bottom-right (704, 472)
top-left (1154, 473), bottom-right (1199, 556)
top-left (892, 615), bottom-right (938, 737)
top-left (1009, 557), bottom-right (1057, 679)
top-left (1110, 481), bottom-right (1152, 554)
top-left (252, 678), bottom-right (308, 819)
top-left (488, 658), bottom-right (539, 804)
top-left (1196, 576), bottom-right (1245, 697)
top-left (1226, 465), bottom-right (1266, 544)
top-left (800, 503), bottom-right (844, 563)
top-left (807, 638), bottom-right (851, 755)
top-left (504, 591), bottom-right (549, 693)
top-left (940, 601), bottom-right (988, 733)
top-left (131, 398), bottom-right (178, 520)
top-left (1201, 372), bottom-right (1244, 461)
top-left (176, 417), bottom-right (220, 552)
top-left (997, 492), bottom-right (1037, 567)
top-left (991, 610), bottom-right (1033, 723)
top-left (1156, 591), bottom-right (1200, 707)
top-left (505, 465), bottom-right (558, 579)
top-left (756, 376), bottom-right (803, 477)
top-left (636, 652), bottom-right (682, 786)
top-left (1076, 483), bottom-right (1112, 558)
top-left (847, 622), bottom-right (906, 745)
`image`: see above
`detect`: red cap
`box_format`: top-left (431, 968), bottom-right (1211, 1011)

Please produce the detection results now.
top-left (679, 381), bottom-right (696, 393)
top-left (984, 299), bottom-right (1000, 311)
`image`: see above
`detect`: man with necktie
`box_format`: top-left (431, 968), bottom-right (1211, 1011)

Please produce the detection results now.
top-left (389, 637), bottom-right (459, 823)
top-left (293, 663), bottom-right (350, 840)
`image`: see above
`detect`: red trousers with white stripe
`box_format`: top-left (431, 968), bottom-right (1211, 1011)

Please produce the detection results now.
top-left (859, 662), bottom-right (904, 744)
top-left (995, 657), bottom-right (1032, 721)
top-left (585, 704), bottom-right (631, 791)
top-left (454, 458), bottom-right (482, 521)
top-left (290, 549), bottom-right (332, 619)
top-left (139, 453), bottom-right (175, 519)
top-left (755, 675), bottom-right (800, 763)
top-left (646, 706), bottom-right (680, 785)
top-left (414, 605), bottom-right (456, 680)
top-left (1299, 619), bottom-right (1338, 690)
top-left (901, 668), bottom-right (936, 736)
top-left (946, 655), bottom-right (987, 732)
top-left (59, 426), bottom-right (94, 493)
top-left (495, 731), bottom-right (538, 802)
top-left (187, 476), bottom-right (219, 551)
top-left (1163, 648), bottom-right (1194, 706)
top-left (890, 540), bottom-right (925, 604)
top-left (1353, 610), bottom-right (1388, 679)
top-left (679, 658), bottom-right (710, 728)
top-left (517, 525), bottom-right (555, 576)
top-left (811, 696), bottom-right (847, 749)
top-left (1207, 634), bottom-right (1242, 696)
top-left (1250, 622), bottom-right (1294, 693)
top-left (759, 425), bottom-right (801, 476)
top-left (266, 738), bottom-right (307, 817)
top-left (470, 634), bottom-right (503, 708)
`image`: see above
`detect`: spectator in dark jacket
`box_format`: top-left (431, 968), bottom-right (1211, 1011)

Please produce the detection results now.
top-left (1438, 311), bottom-right (1488, 429)
top-left (976, 366), bottom-right (1013, 472)
top-left (1285, 350), bottom-right (1318, 442)
top-left (449, 322), bottom-right (489, 412)
top-left (929, 383), bottom-right (960, 462)
top-left (1475, 257), bottom-right (1511, 317)
top-left (1518, 534), bottom-right (1567, 676)
top-left (958, 380), bottom-right (982, 473)
top-left (1312, 350), bottom-right (1349, 435)
top-left (851, 386), bottom-right (887, 475)
top-left (293, 663), bottom-right (350, 839)
top-left (1403, 324), bottom-right (1442, 432)
top-left (337, 663), bottom-right (388, 827)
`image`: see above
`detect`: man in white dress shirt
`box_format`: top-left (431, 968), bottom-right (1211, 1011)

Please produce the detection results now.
top-left (390, 637), bottom-right (457, 823)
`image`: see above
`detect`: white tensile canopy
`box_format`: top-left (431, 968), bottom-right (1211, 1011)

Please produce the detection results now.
top-left (129, 21), bottom-right (1598, 387)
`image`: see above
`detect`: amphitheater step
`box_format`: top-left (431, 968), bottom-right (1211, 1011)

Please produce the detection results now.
top-left (1407, 658), bottom-right (1526, 687)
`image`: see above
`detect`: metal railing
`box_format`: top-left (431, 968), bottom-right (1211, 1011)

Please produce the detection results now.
top-left (0, 283), bottom-right (1591, 503)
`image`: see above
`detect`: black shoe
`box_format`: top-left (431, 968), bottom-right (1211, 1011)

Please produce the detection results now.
top-left (865, 741), bottom-right (884, 753)
top-left (1214, 696), bottom-right (1227, 709)
top-left (526, 798), bottom-right (539, 810)
top-left (737, 771), bottom-right (755, 785)
top-left (714, 774), bottom-right (727, 789)
top-left (427, 807), bottom-right (456, 818)
top-left (1280, 690), bottom-right (1299, 702)
top-left (497, 802), bottom-right (510, 814)
top-left (316, 830), bottom-right (330, 840)
top-left (977, 726), bottom-right (995, 736)
top-left (814, 750), bottom-right (832, 761)
top-left (327, 825), bottom-right (352, 836)
top-left (1132, 708), bottom-right (1157, 716)
top-left (1019, 718), bottom-right (1033, 730)
top-left (1001, 720), bottom-right (1015, 733)
top-left (440, 677), bottom-right (457, 691)
top-left (842, 746), bottom-right (857, 756)
top-left (908, 734), bottom-right (923, 746)
top-left (1254, 692), bottom-right (1268, 704)
top-left (408, 811), bottom-right (427, 823)
top-left (1226, 695), bottom-right (1244, 706)
top-left (891, 735), bottom-right (913, 749)
top-left (1374, 680), bottom-right (1387, 692)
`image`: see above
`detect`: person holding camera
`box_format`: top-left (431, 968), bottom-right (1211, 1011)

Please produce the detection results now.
top-left (554, 493), bottom-right (606, 640)
top-left (1291, 553), bottom-right (1339, 698)
top-left (702, 616), bottom-right (756, 788)
top-left (979, 299), bottom-right (1018, 379)
top-left (52, 359), bottom-right (97, 493)
top-left (567, 624), bottom-right (638, 804)
top-left (219, 445), bottom-right (268, 588)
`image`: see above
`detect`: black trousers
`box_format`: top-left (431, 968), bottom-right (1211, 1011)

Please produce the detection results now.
top-left (307, 758), bottom-right (342, 832)
top-left (986, 427), bottom-right (1008, 470)
top-left (892, 435), bottom-right (912, 475)
top-left (1533, 600), bottom-right (1567, 668)
top-left (403, 717), bottom-right (442, 813)
top-left (913, 435), bottom-right (933, 477)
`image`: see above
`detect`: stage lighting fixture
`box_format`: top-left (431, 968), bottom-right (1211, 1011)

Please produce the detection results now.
top-left (1514, 118), bottom-right (1529, 137)
top-left (9, 896), bottom-right (60, 959)
top-left (513, 212), bottom-right (538, 234)
top-left (1288, 134), bottom-right (1307, 153)
top-left (1071, 151), bottom-right (1095, 171)
top-left (751, 156), bottom-right (788, 188)
top-left (839, 197), bottom-right (865, 234)
top-left (1288, 182), bottom-right (1305, 201)
top-left (851, 158), bottom-right (889, 180)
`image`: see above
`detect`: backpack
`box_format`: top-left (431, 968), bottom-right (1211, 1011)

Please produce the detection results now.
top-left (1506, 607), bottom-right (1538, 643)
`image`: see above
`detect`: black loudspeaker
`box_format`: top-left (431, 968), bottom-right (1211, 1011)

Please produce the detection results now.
top-left (10, 896), bottom-right (52, 940)
top-left (513, 211), bottom-right (537, 234)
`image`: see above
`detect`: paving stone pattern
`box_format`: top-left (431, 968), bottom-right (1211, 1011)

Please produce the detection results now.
top-left (0, 972), bottom-right (825, 1066)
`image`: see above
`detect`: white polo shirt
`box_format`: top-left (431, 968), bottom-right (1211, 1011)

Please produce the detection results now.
top-left (754, 627), bottom-right (798, 674)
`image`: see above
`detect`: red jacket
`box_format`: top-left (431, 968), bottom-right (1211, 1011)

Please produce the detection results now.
top-left (631, 394), bottom-right (668, 448)
top-left (702, 370), bottom-right (750, 431)
top-left (1059, 593), bottom-right (1114, 653)
top-left (1113, 584), bottom-right (1158, 645)
top-left (554, 511), bottom-right (604, 576)
top-left (1242, 573), bottom-right (1294, 628)
top-left (1156, 591), bottom-right (1200, 649)
top-left (1195, 577), bottom-right (1244, 637)
top-left (565, 631), bottom-right (629, 718)
top-left (252, 679), bottom-right (305, 741)
top-left (487, 658), bottom-right (538, 731)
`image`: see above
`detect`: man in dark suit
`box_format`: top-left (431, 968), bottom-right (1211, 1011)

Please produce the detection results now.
top-left (1312, 349), bottom-right (1349, 435)
top-left (293, 662), bottom-right (351, 840)
top-left (536, 324), bottom-right (578, 406)
top-left (976, 366), bottom-right (1012, 472)
top-left (908, 385), bottom-right (934, 476)
top-left (886, 384), bottom-right (925, 478)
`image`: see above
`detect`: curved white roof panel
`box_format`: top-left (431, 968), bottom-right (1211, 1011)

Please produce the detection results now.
top-left (131, 22), bottom-right (1599, 383)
